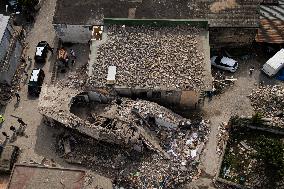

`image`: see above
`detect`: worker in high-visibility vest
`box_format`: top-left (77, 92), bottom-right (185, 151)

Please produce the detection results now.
top-left (0, 115), bottom-right (4, 126)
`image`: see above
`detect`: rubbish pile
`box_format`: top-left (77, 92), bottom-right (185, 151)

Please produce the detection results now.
top-left (90, 24), bottom-right (205, 90)
top-left (216, 122), bottom-right (229, 156)
top-left (0, 83), bottom-right (12, 105)
top-left (0, 58), bottom-right (26, 105)
top-left (212, 72), bottom-right (236, 95)
top-left (249, 85), bottom-right (284, 127)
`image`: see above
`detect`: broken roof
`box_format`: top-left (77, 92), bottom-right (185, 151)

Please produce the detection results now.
top-left (53, 0), bottom-right (261, 27)
top-left (38, 84), bottom-right (188, 158)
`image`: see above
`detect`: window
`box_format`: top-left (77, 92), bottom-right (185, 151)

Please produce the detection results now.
top-left (152, 91), bottom-right (161, 98)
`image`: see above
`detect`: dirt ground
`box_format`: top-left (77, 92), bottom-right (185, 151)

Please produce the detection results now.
top-left (0, 0), bottom-right (284, 188)
top-left (188, 54), bottom-right (283, 188)
top-left (0, 0), bottom-right (70, 173)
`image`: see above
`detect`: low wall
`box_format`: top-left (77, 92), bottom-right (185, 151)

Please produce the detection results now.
top-left (104, 18), bottom-right (209, 29)
top-left (216, 119), bottom-right (284, 188)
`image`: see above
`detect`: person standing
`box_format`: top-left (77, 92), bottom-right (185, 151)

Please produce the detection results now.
top-left (249, 66), bottom-right (255, 76)
top-left (47, 43), bottom-right (54, 54)
top-left (70, 49), bottom-right (76, 59)
top-left (0, 115), bottom-right (4, 128)
top-left (15, 92), bottom-right (20, 102)
top-left (10, 126), bottom-right (16, 132)
top-left (2, 132), bottom-right (8, 138)
top-left (17, 118), bottom-right (27, 127)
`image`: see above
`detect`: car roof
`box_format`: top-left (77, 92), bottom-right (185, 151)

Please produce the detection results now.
top-left (37, 41), bottom-right (47, 47)
top-left (221, 56), bottom-right (237, 67)
top-left (29, 69), bottom-right (41, 82)
top-left (35, 46), bottom-right (45, 56)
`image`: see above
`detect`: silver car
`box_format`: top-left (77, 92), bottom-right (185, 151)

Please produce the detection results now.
top-left (211, 56), bottom-right (238, 73)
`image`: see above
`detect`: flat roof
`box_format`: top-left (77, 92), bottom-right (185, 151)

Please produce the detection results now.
top-left (7, 164), bottom-right (86, 189)
top-left (53, 0), bottom-right (260, 27)
top-left (89, 24), bottom-right (211, 91)
top-left (0, 14), bottom-right (9, 42)
top-left (7, 164), bottom-right (113, 189)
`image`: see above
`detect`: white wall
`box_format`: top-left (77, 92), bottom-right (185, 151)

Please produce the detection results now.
top-left (53, 24), bottom-right (92, 43)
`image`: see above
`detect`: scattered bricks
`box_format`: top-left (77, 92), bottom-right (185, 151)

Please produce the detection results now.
top-left (249, 85), bottom-right (284, 127)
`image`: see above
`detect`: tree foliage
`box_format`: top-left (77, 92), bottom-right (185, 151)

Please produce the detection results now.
top-left (255, 136), bottom-right (284, 179)
top-left (18, 0), bottom-right (38, 7)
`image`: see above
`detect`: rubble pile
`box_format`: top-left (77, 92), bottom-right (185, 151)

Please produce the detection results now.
top-left (0, 58), bottom-right (26, 105)
top-left (212, 71), bottom-right (236, 95)
top-left (109, 99), bottom-right (184, 125)
top-left (0, 83), bottom-right (12, 105)
top-left (90, 25), bottom-right (205, 90)
top-left (57, 64), bottom-right (89, 89)
top-left (216, 122), bottom-right (229, 156)
top-left (249, 85), bottom-right (284, 127)
top-left (58, 119), bottom-right (210, 188)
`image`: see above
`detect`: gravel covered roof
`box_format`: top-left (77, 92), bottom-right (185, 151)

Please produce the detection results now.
top-left (89, 24), bottom-right (209, 91)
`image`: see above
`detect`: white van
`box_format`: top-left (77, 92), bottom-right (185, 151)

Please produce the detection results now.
top-left (262, 49), bottom-right (284, 76)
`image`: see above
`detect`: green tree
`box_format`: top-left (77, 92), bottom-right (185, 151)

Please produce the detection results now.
top-left (255, 136), bottom-right (284, 180)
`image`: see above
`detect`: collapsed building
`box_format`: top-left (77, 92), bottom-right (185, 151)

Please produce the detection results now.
top-left (39, 83), bottom-right (191, 158)
top-left (38, 70), bottom-right (210, 187)
top-left (87, 19), bottom-right (211, 109)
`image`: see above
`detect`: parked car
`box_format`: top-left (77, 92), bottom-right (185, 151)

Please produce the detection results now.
top-left (28, 69), bottom-right (45, 96)
top-left (0, 145), bottom-right (19, 172)
top-left (6, 0), bottom-right (21, 13)
top-left (34, 41), bottom-right (49, 63)
top-left (211, 56), bottom-right (238, 72)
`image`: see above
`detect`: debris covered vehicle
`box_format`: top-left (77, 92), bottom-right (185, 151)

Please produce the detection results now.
top-left (28, 68), bottom-right (45, 96)
top-left (34, 41), bottom-right (49, 63)
top-left (0, 145), bottom-right (19, 172)
top-left (211, 56), bottom-right (238, 72)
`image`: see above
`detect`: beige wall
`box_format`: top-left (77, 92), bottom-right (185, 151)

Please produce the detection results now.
top-left (53, 24), bottom-right (92, 43)
top-left (115, 87), bottom-right (199, 109)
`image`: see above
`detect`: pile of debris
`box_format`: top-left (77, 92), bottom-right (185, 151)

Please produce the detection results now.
top-left (0, 57), bottom-right (26, 106)
top-left (249, 85), bottom-right (284, 127)
top-left (216, 122), bottom-right (229, 156)
top-left (212, 72), bottom-right (236, 95)
top-left (56, 119), bottom-right (210, 188)
top-left (90, 24), bottom-right (205, 90)
top-left (0, 83), bottom-right (12, 105)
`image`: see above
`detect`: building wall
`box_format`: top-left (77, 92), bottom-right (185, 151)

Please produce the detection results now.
top-left (209, 27), bottom-right (258, 49)
top-left (0, 40), bottom-right (22, 85)
top-left (53, 24), bottom-right (92, 43)
top-left (115, 87), bottom-right (199, 109)
top-left (0, 28), bottom-right (12, 61)
top-left (0, 21), bottom-right (22, 85)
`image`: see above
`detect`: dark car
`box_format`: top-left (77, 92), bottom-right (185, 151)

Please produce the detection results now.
top-left (28, 68), bottom-right (45, 96)
top-left (6, 0), bottom-right (21, 13)
top-left (34, 41), bottom-right (49, 63)
top-left (0, 145), bottom-right (19, 173)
